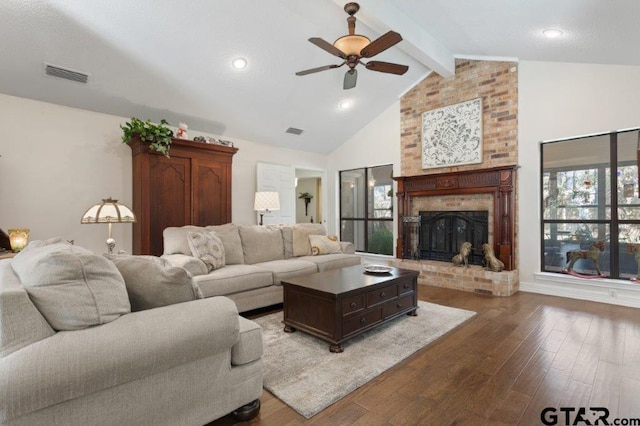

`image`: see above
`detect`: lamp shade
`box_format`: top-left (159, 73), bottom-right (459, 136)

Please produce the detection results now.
top-left (81, 198), bottom-right (136, 224)
top-left (254, 192), bottom-right (280, 211)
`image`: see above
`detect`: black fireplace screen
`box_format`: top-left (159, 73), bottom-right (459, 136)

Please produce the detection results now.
top-left (418, 211), bottom-right (489, 265)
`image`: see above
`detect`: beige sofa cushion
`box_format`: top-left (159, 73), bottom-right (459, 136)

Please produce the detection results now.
top-left (253, 259), bottom-right (318, 285)
top-left (279, 225), bottom-right (294, 259)
top-left (292, 224), bottom-right (326, 256)
top-left (105, 254), bottom-right (204, 312)
top-left (0, 260), bottom-right (56, 357)
top-left (297, 253), bottom-right (362, 272)
top-left (193, 264), bottom-right (273, 298)
top-left (11, 243), bottom-right (130, 331)
top-left (238, 225), bottom-right (284, 264)
top-left (163, 225), bottom-right (204, 255)
top-left (205, 224), bottom-right (245, 265)
top-left (232, 316), bottom-right (264, 366)
top-left (163, 224), bottom-right (244, 265)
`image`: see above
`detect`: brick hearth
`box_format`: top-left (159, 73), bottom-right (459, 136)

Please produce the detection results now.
top-left (389, 259), bottom-right (519, 297)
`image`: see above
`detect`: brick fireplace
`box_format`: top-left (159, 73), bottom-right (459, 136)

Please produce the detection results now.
top-left (390, 166), bottom-right (518, 296)
top-left (391, 59), bottom-right (519, 296)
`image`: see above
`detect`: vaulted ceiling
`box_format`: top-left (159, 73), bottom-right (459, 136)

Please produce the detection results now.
top-left (2, 0), bottom-right (639, 154)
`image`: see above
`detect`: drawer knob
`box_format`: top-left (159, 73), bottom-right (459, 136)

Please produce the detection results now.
top-left (404, 284), bottom-right (410, 289)
top-left (380, 292), bottom-right (386, 297)
top-left (350, 302), bottom-right (357, 308)
top-left (360, 317), bottom-right (367, 324)
top-left (397, 303), bottom-right (403, 308)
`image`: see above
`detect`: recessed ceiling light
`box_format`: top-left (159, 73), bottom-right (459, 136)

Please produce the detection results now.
top-left (339, 100), bottom-right (352, 110)
top-left (231, 57), bottom-right (247, 69)
top-left (542, 28), bottom-right (564, 39)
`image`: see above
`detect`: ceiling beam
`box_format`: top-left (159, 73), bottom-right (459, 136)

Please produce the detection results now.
top-left (331, 0), bottom-right (455, 77)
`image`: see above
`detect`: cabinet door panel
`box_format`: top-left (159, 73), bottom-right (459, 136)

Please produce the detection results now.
top-left (149, 156), bottom-right (191, 255)
top-left (193, 160), bottom-right (230, 226)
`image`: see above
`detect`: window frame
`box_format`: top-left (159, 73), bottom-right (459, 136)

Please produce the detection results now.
top-left (339, 165), bottom-right (394, 255)
top-left (540, 128), bottom-right (640, 279)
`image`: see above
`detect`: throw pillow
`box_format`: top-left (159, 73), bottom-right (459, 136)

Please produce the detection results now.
top-left (309, 235), bottom-right (342, 255)
top-left (187, 231), bottom-right (225, 272)
top-left (11, 243), bottom-right (130, 331)
top-left (105, 253), bottom-right (204, 312)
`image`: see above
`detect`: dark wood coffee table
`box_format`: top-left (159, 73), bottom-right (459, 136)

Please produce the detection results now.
top-left (281, 265), bottom-right (419, 353)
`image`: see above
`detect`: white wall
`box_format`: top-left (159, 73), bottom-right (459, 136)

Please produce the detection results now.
top-left (0, 94), bottom-right (328, 253)
top-left (519, 61), bottom-right (640, 307)
top-left (327, 101), bottom-right (401, 254)
top-left (0, 94), bottom-right (132, 254)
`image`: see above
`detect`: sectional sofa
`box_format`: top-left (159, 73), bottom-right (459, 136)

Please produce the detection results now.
top-left (162, 223), bottom-right (362, 312)
top-left (0, 241), bottom-right (263, 425)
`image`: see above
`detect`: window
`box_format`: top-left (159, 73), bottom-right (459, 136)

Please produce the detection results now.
top-left (541, 128), bottom-right (640, 279)
top-left (340, 165), bottom-right (393, 255)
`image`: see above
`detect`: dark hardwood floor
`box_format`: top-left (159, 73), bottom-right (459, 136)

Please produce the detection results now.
top-left (212, 285), bottom-right (640, 425)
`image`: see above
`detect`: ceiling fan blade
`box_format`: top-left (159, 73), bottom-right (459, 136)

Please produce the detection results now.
top-left (360, 31), bottom-right (403, 58)
top-left (296, 63), bottom-right (342, 76)
top-left (365, 61), bottom-right (409, 75)
top-left (308, 38), bottom-right (346, 59)
top-left (343, 69), bottom-right (357, 90)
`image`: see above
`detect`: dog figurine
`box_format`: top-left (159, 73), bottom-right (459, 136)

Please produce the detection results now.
top-left (452, 242), bottom-right (472, 268)
top-left (482, 243), bottom-right (504, 272)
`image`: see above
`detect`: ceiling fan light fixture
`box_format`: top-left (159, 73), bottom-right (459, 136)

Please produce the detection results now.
top-left (231, 57), bottom-right (248, 69)
top-left (333, 35), bottom-right (370, 56)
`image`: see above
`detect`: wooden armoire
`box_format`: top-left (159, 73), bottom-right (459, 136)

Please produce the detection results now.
top-left (128, 137), bottom-right (238, 255)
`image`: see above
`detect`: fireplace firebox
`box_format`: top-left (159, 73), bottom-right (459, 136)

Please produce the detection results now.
top-left (420, 211), bottom-right (488, 265)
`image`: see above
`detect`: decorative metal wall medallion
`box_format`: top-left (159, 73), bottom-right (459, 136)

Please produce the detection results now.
top-left (422, 98), bottom-right (483, 169)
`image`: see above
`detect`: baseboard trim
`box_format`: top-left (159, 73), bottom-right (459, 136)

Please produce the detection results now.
top-left (520, 272), bottom-right (640, 308)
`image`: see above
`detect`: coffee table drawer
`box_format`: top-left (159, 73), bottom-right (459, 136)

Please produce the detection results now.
top-left (343, 308), bottom-right (383, 336)
top-left (399, 280), bottom-right (414, 295)
top-left (383, 293), bottom-right (415, 317)
top-left (342, 294), bottom-right (365, 316)
top-left (366, 284), bottom-right (398, 307)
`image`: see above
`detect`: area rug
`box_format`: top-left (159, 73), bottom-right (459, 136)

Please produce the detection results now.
top-left (255, 300), bottom-right (476, 418)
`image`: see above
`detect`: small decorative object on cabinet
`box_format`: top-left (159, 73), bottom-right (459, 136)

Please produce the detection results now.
top-left (128, 136), bottom-right (238, 255)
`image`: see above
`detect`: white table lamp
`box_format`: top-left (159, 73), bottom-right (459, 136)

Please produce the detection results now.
top-left (254, 192), bottom-right (280, 225)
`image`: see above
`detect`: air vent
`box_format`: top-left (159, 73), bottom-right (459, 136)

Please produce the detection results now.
top-left (285, 127), bottom-right (304, 135)
top-left (45, 64), bottom-right (89, 84)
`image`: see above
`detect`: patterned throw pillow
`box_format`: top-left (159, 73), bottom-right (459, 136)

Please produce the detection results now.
top-left (309, 235), bottom-right (342, 255)
top-left (187, 231), bottom-right (225, 272)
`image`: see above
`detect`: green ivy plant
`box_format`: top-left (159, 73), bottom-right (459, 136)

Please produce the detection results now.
top-left (121, 118), bottom-right (173, 157)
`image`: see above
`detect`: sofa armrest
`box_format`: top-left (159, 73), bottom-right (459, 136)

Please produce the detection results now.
top-left (340, 241), bottom-right (355, 254)
top-left (162, 253), bottom-right (208, 277)
top-left (0, 297), bottom-right (240, 423)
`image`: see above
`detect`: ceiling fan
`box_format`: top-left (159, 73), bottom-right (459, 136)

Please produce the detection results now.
top-left (295, 2), bottom-right (409, 90)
